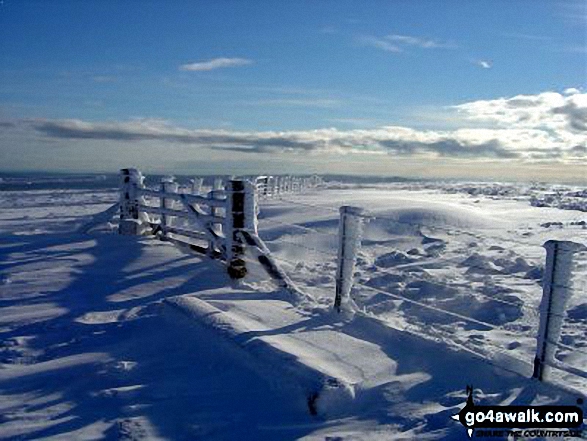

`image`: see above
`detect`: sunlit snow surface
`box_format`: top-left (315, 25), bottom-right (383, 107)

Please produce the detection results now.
top-left (258, 185), bottom-right (586, 384)
top-left (0, 178), bottom-right (585, 440)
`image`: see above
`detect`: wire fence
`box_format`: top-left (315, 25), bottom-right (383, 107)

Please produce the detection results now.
top-left (257, 192), bottom-right (587, 383)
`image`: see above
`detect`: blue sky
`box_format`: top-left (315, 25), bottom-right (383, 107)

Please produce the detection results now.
top-left (0, 0), bottom-right (585, 181)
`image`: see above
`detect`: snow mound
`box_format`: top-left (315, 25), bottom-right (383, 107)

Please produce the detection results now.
top-left (370, 204), bottom-right (504, 231)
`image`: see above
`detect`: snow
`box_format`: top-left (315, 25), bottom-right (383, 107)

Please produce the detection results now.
top-left (1, 177), bottom-right (586, 439)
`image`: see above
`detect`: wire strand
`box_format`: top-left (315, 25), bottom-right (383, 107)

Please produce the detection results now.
top-left (552, 341), bottom-right (587, 358)
top-left (365, 255), bottom-right (547, 285)
top-left (355, 281), bottom-right (500, 330)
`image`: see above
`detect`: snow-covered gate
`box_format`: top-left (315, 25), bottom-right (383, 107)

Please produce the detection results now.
top-left (80, 168), bottom-right (320, 303)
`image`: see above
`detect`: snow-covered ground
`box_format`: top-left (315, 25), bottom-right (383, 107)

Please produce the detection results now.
top-left (0, 178), bottom-right (585, 440)
top-left (257, 186), bottom-right (587, 386)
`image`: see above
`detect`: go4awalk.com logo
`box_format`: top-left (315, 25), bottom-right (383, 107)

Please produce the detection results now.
top-left (451, 386), bottom-right (584, 438)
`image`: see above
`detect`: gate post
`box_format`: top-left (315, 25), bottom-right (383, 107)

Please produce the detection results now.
top-left (533, 240), bottom-right (586, 381)
top-left (119, 168), bottom-right (143, 235)
top-left (225, 180), bottom-right (249, 279)
top-left (334, 206), bottom-right (365, 313)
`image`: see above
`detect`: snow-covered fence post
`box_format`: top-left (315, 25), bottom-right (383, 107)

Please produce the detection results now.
top-left (334, 206), bottom-right (365, 313)
top-left (207, 178), bottom-right (224, 254)
top-left (119, 168), bottom-right (143, 235)
top-left (159, 177), bottom-right (178, 237)
top-left (190, 177), bottom-right (203, 195)
top-left (189, 177), bottom-right (204, 213)
top-left (205, 179), bottom-right (221, 255)
top-left (533, 240), bottom-right (587, 382)
top-left (273, 176), bottom-right (281, 196)
top-left (212, 178), bottom-right (223, 234)
top-left (262, 176), bottom-right (269, 197)
top-left (225, 180), bottom-right (257, 279)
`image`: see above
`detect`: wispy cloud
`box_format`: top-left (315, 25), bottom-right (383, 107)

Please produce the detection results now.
top-left (357, 33), bottom-right (456, 53)
top-left (356, 35), bottom-right (401, 52)
top-left (386, 34), bottom-right (457, 49)
top-left (327, 117), bottom-right (382, 127)
top-left (500, 32), bottom-right (552, 42)
top-left (563, 45), bottom-right (587, 54)
top-left (557, 1), bottom-right (587, 26)
top-left (249, 98), bottom-right (341, 108)
top-left (180, 58), bottom-right (253, 72)
top-left (319, 26), bottom-right (338, 35)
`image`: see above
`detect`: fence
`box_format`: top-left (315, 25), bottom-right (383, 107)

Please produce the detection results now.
top-left (344, 207), bottom-right (586, 386)
top-left (254, 175), bottom-right (323, 198)
top-left (85, 171), bottom-right (587, 390)
top-left (253, 193), bottom-right (587, 390)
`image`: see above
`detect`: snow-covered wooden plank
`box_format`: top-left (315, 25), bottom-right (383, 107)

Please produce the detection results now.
top-left (137, 188), bottom-right (227, 208)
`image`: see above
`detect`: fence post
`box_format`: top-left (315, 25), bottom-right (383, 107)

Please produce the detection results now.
top-left (262, 176), bottom-right (269, 197)
top-left (273, 176), bottom-right (280, 196)
top-left (225, 180), bottom-right (252, 279)
top-left (212, 178), bottom-right (224, 236)
top-left (190, 177), bottom-right (203, 195)
top-left (334, 206), bottom-right (364, 313)
top-left (119, 168), bottom-right (143, 235)
top-left (244, 180), bottom-right (258, 235)
top-left (533, 240), bottom-right (586, 381)
top-left (206, 178), bottom-right (224, 255)
top-left (159, 177), bottom-right (178, 237)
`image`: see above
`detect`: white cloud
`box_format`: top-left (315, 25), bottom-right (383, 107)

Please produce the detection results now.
top-left (180, 58), bottom-right (253, 72)
top-left (564, 87), bottom-right (581, 95)
top-left (452, 91), bottom-right (585, 130)
top-left (452, 91), bottom-right (587, 158)
top-left (475, 60), bottom-right (492, 69)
